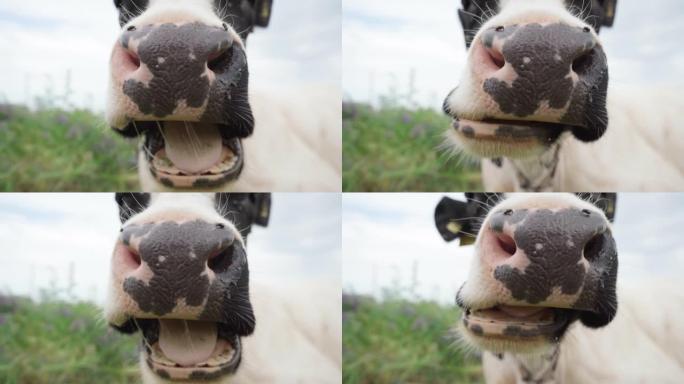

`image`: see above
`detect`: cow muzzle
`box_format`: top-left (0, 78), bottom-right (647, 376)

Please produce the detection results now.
top-left (108, 219), bottom-right (255, 380)
top-left (107, 22), bottom-right (253, 188)
top-left (458, 207), bottom-right (618, 352)
top-left (445, 22), bottom-right (609, 158)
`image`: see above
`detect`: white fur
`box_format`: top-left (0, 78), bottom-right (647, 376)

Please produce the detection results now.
top-left (482, 283), bottom-right (684, 384)
top-left (480, 87), bottom-right (684, 191)
top-left (445, 0), bottom-right (684, 191)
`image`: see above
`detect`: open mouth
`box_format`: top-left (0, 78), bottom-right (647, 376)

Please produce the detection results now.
top-left (136, 318), bottom-right (241, 381)
top-left (138, 121), bottom-right (244, 189)
top-left (462, 305), bottom-right (573, 340)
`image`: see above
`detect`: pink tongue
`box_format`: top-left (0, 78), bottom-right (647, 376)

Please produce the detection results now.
top-left (158, 320), bottom-right (218, 367)
top-left (162, 122), bottom-right (223, 174)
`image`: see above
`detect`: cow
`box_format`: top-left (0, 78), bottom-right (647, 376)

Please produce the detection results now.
top-left (435, 193), bottom-right (684, 383)
top-left (442, 0), bottom-right (684, 191)
top-left (107, 1), bottom-right (341, 192)
top-left (105, 193), bottom-right (341, 383)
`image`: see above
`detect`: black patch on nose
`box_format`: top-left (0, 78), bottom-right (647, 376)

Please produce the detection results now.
top-left (120, 220), bottom-right (241, 318)
top-left (482, 23), bottom-right (597, 118)
top-left (119, 22), bottom-right (253, 136)
top-left (121, 22), bottom-right (231, 118)
top-left (480, 23), bottom-right (609, 141)
top-left (490, 208), bottom-right (612, 306)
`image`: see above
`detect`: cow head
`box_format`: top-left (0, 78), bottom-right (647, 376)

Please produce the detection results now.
top-left (435, 193), bottom-right (618, 354)
top-left (105, 193), bottom-right (271, 382)
top-left (443, 0), bottom-right (617, 160)
top-left (107, 0), bottom-right (272, 189)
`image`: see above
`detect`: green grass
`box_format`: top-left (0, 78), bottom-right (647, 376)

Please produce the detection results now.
top-left (0, 295), bottom-right (140, 384)
top-left (343, 103), bottom-right (483, 191)
top-left (343, 294), bottom-right (483, 384)
top-left (0, 104), bottom-right (139, 191)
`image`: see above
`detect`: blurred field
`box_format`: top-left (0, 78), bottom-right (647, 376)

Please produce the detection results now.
top-left (0, 104), bottom-right (138, 191)
top-left (0, 294), bottom-right (139, 384)
top-left (343, 293), bottom-right (483, 384)
top-left (343, 102), bottom-right (483, 192)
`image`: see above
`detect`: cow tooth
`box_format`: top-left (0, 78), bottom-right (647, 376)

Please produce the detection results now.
top-left (205, 355), bottom-right (223, 367)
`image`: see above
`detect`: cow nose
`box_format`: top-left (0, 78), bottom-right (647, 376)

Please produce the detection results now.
top-left (479, 23), bottom-right (599, 87)
top-left (110, 22), bottom-right (236, 117)
top-left (114, 220), bottom-right (236, 317)
top-left (483, 207), bottom-right (610, 273)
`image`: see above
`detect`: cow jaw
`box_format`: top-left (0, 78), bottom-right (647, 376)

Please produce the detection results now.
top-left (450, 117), bottom-right (567, 159)
top-left (138, 319), bottom-right (242, 381)
top-left (144, 122), bottom-right (244, 188)
top-left (461, 305), bottom-right (576, 353)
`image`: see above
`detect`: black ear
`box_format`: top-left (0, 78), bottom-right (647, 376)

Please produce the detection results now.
top-left (600, 0), bottom-right (617, 27)
top-left (252, 193), bottom-right (271, 227)
top-left (254, 0), bottom-right (272, 27)
top-left (115, 193), bottom-right (150, 223)
top-left (435, 197), bottom-right (470, 242)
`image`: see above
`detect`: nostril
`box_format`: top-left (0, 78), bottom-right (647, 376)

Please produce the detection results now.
top-left (216, 223), bottom-right (225, 230)
top-left (488, 48), bottom-right (505, 69)
top-left (123, 247), bottom-right (142, 269)
top-left (572, 48), bottom-right (594, 75)
top-left (583, 233), bottom-right (605, 261)
top-left (222, 23), bottom-right (229, 31)
top-left (208, 46), bottom-right (234, 74)
top-left (496, 233), bottom-right (517, 256)
top-left (127, 25), bottom-right (136, 32)
top-left (208, 245), bottom-right (234, 273)
top-left (583, 26), bottom-right (591, 33)
top-left (123, 49), bottom-right (141, 70)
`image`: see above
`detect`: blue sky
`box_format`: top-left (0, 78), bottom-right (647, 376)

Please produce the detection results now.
top-left (0, 0), bottom-right (340, 111)
top-left (0, 193), bottom-right (341, 304)
top-left (343, 193), bottom-right (684, 304)
top-left (343, 0), bottom-right (684, 108)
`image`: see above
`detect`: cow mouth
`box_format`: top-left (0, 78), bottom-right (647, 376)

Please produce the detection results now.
top-left (136, 318), bottom-right (242, 381)
top-left (451, 117), bottom-right (568, 157)
top-left (462, 305), bottom-right (573, 340)
top-left (141, 121), bottom-right (244, 188)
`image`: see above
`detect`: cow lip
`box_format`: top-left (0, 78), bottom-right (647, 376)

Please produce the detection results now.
top-left (138, 319), bottom-right (242, 378)
top-left (143, 123), bottom-right (244, 187)
top-left (453, 117), bottom-right (568, 143)
top-left (463, 305), bottom-right (571, 339)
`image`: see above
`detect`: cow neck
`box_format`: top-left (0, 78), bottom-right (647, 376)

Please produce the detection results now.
top-left (510, 345), bottom-right (561, 384)
top-left (509, 142), bottom-right (561, 192)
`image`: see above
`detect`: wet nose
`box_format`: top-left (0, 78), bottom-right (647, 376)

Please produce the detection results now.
top-left (487, 208), bottom-right (609, 265)
top-left (115, 220), bottom-right (236, 317)
top-left (480, 207), bottom-right (612, 306)
top-left (480, 22), bottom-right (598, 83)
top-left (111, 22), bottom-right (237, 119)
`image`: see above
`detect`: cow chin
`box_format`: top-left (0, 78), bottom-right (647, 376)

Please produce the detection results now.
top-left (458, 304), bottom-right (580, 354)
